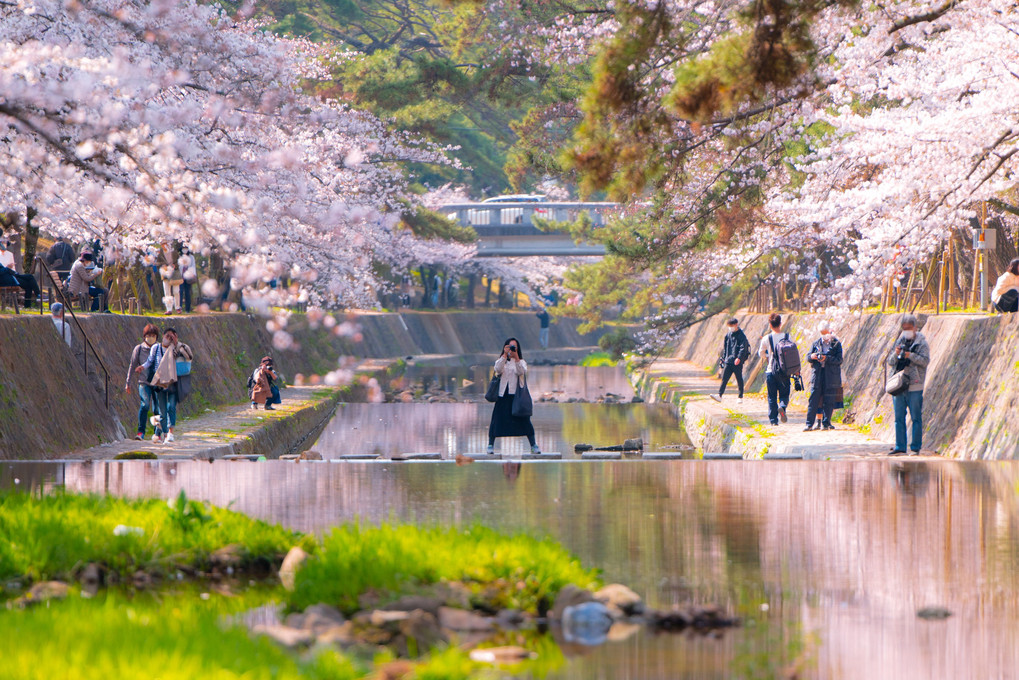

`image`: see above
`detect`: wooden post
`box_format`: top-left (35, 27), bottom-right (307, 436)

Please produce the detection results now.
top-left (936, 248), bottom-right (946, 314)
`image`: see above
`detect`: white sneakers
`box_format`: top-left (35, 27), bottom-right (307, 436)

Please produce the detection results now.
top-left (165, 433), bottom-right (175, 443)
top-left (710, 394), bottom-right (722, 403)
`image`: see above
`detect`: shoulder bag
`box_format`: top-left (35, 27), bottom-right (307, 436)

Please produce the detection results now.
top-left (485, 372), bottom-right (500, 402)
top-left (511, 375), bottom-right (533, 418)
top-left (150, 347), bottom-right (179, 389)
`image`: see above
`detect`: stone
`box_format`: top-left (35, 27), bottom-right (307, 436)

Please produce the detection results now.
top-left (80, 562), bottom-right (104, 587)
top-left (252, 624), bottom-right (315, 649)
top-left (607, 621), bottom-right (642, 642)
top-left (623, 438), bottom-right (644, 451)
top-left (574, 443), bottom-right (594, 452)
top-left (594, 583), bottom-right (645, 618)
top-left (917, 606), bottom-right (953, 620)
top-left (9, 580), bottom-right (70, 608)
top-left (278, 546), bottom-right (308, 592)
top-left (316, 622), bottom-right (355, 645)
top-left (286, 603), bottom-right (346, 634)
top-left (438, 606), bottom-right (496, 632)
top-left (393, 609), bottom-right (445, 655)
top-left (380, 596), bottom-right (444, 617)
top-left (300, 450), bottom-right (323, 460)
top-left (211, 544), bottom-right (245, 569)
top-left (630, 396), bottom-right (645, 403)
top-left (561, 601), bottom-right (613, 645)
top-left (469, 646), bottom-right (535, 664)
top-left (495, 609), bottom-right (527, 629)
top-left (551, 584), bottom-right (595, 621)
top-left (370, 609), bottom-right (412, 626)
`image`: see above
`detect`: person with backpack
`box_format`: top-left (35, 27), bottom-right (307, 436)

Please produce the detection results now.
top-left (125, 323), bottom-right (160, 441)
top-left (886, 314), bottom-right (930, 455)
top-left (757, 312), bottom-right (800, 425)
top-left (804, 321), bottom-right (843, 431)
top-left (250, 356), bottom-right (280, 410)
top-left (711, 317), bottom-right (751, 404)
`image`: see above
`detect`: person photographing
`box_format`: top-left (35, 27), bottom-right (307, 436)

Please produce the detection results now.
top-left (486, 337), bottom-right (539, 455)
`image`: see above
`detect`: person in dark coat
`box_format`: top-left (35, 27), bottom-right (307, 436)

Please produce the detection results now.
top-left (804, 321), bottom-right (843, 431)
top-left (487, 337), bottom-right (539, 455)
top-left (711, 317), bottom-right (751, 403)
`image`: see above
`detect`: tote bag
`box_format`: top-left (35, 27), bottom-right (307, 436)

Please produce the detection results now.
top-left (150, 347), bottom-right (178, 389)
top-left (484, 372), bottom-right (500, 403)
top-left (511, 376), bottom-right (533, 418)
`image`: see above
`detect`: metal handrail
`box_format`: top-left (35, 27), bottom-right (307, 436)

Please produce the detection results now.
top-left (34, 256), bottom-right (111, 409)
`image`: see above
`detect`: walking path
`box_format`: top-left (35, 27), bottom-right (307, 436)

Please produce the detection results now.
top-left (636, 359), bottom-right (934, 459)
top-left (71, 359), bottom-right (397, 461)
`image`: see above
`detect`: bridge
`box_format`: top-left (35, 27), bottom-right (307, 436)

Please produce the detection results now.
top-left (441, 201), bottom-right (617, 257)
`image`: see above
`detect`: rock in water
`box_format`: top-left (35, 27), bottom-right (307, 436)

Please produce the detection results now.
top-left (623, 438), bottom-right (644, 451)
top-left (252, 624), bottom-right (315, 649)
top-left (9, 581), bottom-right (70, 608)
top-left (551, 584), bottom-right (595, 620)
top-left (917, 606), bottom-right (952, 620)
top-left (279, 546), bottom-right (308, 591)
top-left (438, 606), bottom-right (495, 632)
top-left (469, 646), bottom-right (536, 664)
top-left (594, 583), bottom-right (644, 618)
top-left (561, 601), bottom-right (613, 645)
top-left (574, 444), bottom-right (594, 452)
top-left (300, 450), bottom-right (323, 460)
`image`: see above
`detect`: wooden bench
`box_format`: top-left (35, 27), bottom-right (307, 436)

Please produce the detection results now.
top-left (0, 286), bottom-right (23, 314)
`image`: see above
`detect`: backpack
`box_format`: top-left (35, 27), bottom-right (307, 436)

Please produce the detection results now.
top-left (769, 333), bottom-right (801, 377)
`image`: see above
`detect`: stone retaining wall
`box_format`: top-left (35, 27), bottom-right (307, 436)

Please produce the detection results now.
top-left (0, 311), bottom-right (604, 459)
top-left (655, 312), bottom-right (1019, 459)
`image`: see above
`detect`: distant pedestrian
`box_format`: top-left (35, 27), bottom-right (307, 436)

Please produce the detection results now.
top-left (68, 252), bottom-right (108, 312)
top-left (126, 323), bottom-right (160, 441)
top-left (536, 307), bottom-right (551, 349)
top-left (178, 245), bottom-right (197, 313)
top-left (487, 337), bottom-right (539, 455)
top-left (758, 312), bottom-right (799, 425)
top-left (250, 356), bottom-right (280, 410)
top-left (712, 317), bottom-right (750, 404)
top-left (50, 302), bottom-right (72, 348)
top-left (992, 258), bottom-right (1019, 313)
top-left (158, 242), bottom-right (182, 314)
top-left (45, 237), bottom-right (75, 280)
top-left (804, 321), bottom-right (843, 431)
top-left (887, 314), bottom-right (930, 455)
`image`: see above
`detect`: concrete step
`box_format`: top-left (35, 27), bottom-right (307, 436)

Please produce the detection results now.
top-left (642, 451), bottom-right (687, 460)
top-left (581, 451), bottom-right (621, 460)
top-left (390, 452), bottom-right (443, 461)
top-left (702, 452), bottom-right (744, 460)
top-left (334, 453), bottom-right (380, 461)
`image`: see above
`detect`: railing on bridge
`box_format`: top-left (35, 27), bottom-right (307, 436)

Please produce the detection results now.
top-left (441, 201), bottom-right (618, 257)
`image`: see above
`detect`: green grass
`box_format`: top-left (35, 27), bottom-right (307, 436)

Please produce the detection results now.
top-left (290, 524), bottom-right (601, 615)
top-left (0, 492), bottom-right (302, 584)
top-left (0, 588), bottom-right (363, 680)
top-left (579, 351), bottom-right (617, 368)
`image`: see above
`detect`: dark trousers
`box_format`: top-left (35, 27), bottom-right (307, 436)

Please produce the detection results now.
top-left (181, 281), bottom-right (193, 312)
top-left (995, 289), bottom-right (1019, 313)
top-left (806, 393), bottom-right (833, 428)
top-left (719, 362), bottom-right (744, 398)
top-left (15, 273), bottom-right (40, 306)
top-left (136, 384), bottom-right (155, 435)
top-left (88, 284), bottom-right (107, 311)
top-left (766, 372), bottom-right (791, 424)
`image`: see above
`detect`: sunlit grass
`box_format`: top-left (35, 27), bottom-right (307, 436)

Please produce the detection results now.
top-left (579, 351), bottom-right (617, 367)
top-left (290, 524), bottom-right (601, 614)
top-left (0, 492), bottom-right (302, 583)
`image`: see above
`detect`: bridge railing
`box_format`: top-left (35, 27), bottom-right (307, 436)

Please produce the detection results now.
top-left (441, 202), bottom-right (619, 231)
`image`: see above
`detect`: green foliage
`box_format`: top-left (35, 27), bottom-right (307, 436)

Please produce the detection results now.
top-left (579, 351), bottom-right (617, 367)
top-left (0, 492), bottom-right (298, 583)
top-left (113, 451), bottom-right (158, 460)
top-left (289, 523), bottom-right (601, 614)
top-left (597, 328), bottom-right (636, 361)
top-left (400, 203), bottom-right (477, 244)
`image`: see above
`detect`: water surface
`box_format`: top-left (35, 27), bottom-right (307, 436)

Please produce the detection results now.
top-left (4, 459), bottom-right (1018, 679)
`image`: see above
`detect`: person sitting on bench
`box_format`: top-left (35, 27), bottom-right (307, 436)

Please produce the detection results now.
top-left (0, 241), bottom-right (40, 309)
top-left (68, 251), bottom-right (108, 312)
top-left (992, 258), bottom-right (1019, 313)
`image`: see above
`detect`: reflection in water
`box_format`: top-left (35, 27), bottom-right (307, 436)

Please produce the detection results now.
top-left (5, 459), bottom-right (1019, 679)
top-left (313, 402), bottom-right (687, 458)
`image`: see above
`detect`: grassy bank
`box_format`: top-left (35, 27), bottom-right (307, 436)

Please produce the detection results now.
top-left (1, 491), bottom-right (601, 679)
top-left (290, 523), bottom-right (601, 613)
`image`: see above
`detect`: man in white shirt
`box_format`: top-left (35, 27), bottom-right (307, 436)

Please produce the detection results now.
top-left (51, 302), bottom-right (72, 347)
top-left (0, 242), bottom-right (14, 269)
top-left (758, 312), bottom-right (791, 425)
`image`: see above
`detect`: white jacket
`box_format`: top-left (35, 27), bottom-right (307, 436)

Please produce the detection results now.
top-left (991, 271), bottom-right (1019, 303)
top-left (494, 356), bottom-right (528, 396)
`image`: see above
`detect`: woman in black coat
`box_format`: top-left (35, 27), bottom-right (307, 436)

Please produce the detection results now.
top-left (487, 337), bottom-right (539, 455)
top-left (804, 322), bottom-right (844, 431)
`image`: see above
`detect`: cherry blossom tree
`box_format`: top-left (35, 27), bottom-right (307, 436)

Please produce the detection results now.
top-left (0, 0), bottom-right (459, 309)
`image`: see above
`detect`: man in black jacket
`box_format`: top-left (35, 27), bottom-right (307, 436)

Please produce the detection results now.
top-left (712, 318), bottom-right (751, 403)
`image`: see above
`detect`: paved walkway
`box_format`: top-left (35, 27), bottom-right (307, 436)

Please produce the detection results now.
top-left (638, 359), bottom-right (933, 459)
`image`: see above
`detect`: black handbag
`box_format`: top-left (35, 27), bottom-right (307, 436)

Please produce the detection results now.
top-left (175, 373), bottom-right (193, 403)
top-left (484, 372), bottom-right (500, 403)
top-left (511, 376), bottom-right (533, 418)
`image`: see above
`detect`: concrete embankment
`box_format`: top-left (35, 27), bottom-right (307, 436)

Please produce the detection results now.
top-left (0, 311), bottom-right (603, 459)
top-left (636, 312), bottom-right (1019, 459)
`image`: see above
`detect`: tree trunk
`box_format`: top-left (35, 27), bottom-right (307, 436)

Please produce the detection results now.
top-left (22, 206), bottom-right (39, 275)
top-left (466, 274), bottom-right (476, 309)
top-left (484, 276), bottom-right (492, 307)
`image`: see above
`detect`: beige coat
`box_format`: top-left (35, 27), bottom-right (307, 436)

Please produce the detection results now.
top-left (251, 366), bottom-right (278, 404)
top-left (68, 260), bottom-right (103, 297)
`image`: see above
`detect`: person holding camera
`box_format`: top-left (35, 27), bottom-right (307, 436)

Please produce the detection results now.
top-left (487, 337), bottom-right (539, 455)
top-left (68, 251), bottom-right (108, 312)
top-left (804, 321), bottom-right (843, 431)
top-left (886, 314), bottom-right (930, 455)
